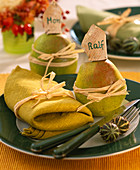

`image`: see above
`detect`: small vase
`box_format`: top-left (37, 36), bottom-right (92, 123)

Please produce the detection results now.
top-left (2, 30), bottom-right (34, 54)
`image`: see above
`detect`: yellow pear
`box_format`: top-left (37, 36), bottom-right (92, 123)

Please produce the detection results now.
top-left (29, 33), bottom-right (78, 76)
top-left (74, 59), bottom-right (127, 116)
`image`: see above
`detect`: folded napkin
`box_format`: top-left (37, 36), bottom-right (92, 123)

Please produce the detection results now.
top-left (4, 66), bottom-right (93, 139)
top-left (77, 5), bottom-right (140, 41)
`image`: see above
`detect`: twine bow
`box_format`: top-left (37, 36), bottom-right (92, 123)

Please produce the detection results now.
top-left (29, 42), bottom-right (84, 75)
top-left (14, 71), bottom-right (74, 119)
top-left (15, 42), bottom-right (83, 117)
top-left (97, 8), bottom-right (140, 37)
top-left (74, 79), bottom-right (128, 112)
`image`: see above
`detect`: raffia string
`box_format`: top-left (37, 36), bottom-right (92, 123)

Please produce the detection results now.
top-left (97, 8), bottom-right (140, 37)
top-left (14, 71), bottom-right (74, 119)
top-left (14, 42), bottom-right (83, 117)
top-left (29, 42), bottom-right (84, 75)
top-left (74, 79), bottom-right (128, 112)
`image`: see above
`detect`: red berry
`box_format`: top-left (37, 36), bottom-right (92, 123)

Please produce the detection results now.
top-left (18, 25), bottom-right (24, 35)
top-left (61, 23), bottom-right (65, 28)
top-left (2, 27), bottom-right (8, 32)
top-left (40, 7), bottom-right (46, 13)
top-left (12, 24), bottom-right (19, 36)
top-left (61, 11), bottom-right (64, 16)
top-left (37, 0), bottom-right (43, 2)
top-left (3, 17), bottom-right (13, 28)
top-left (65, 28), bottom-right (69, 32)
top-left (7, 12), bottom-right (12, 17)
top-left (62, 16), bottom-right (66, 20)
top-left (24, 7), bottom-right (30, 12)
top-left (24, 24), bottom-right (32, 35)
top-left (65, 10), bottom-right (70, 14)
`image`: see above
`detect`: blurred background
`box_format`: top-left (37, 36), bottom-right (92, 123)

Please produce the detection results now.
top-left (0, 0), bottom-right (140, 73)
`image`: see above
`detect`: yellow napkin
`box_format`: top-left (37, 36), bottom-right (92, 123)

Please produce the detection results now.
top-left (4, 66), bottom-right (93, 139)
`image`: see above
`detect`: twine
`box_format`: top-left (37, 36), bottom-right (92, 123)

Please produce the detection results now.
top-left (97, 8), bottom-right (140, 37)
top-left (14, 71), bottom-right (74, 119)
top-left (29, 42), bottom-right (84, 75)
top-left (73, 79), bottom-right (128, 112)
top-left (14, 42), bottom-right (83, 117)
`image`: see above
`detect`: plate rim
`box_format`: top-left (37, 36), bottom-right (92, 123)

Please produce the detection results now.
top-left (108, 54), bottom-right (140, 61)
top-left (0, 78), bottom-right (140, 160)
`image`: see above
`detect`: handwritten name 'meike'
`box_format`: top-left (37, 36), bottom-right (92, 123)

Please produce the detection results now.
top-left (88, 40), bottom-right (104, 50)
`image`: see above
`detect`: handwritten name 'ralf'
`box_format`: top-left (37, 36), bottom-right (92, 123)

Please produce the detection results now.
top-left (88, 40), bottom-right (104, 50)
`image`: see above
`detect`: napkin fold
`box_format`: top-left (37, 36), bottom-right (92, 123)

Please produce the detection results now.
top-left (4, 66), bottom-right (93, 139)
top-left (77, 5), bottom-right (140, 41)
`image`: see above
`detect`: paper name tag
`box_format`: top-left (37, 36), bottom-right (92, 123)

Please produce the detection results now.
top-left (43, 1), bottom-right (62, 34)
top-left (82, 24), bottom-right (107, 61)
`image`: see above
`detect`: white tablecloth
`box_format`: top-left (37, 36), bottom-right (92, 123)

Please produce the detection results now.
top-left (0, 0), bottom-right (140, 73)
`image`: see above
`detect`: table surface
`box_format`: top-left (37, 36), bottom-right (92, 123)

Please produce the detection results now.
top-left (0, 0), bottom-right (140, 169)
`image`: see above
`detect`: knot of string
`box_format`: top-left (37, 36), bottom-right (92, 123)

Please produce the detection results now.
top-left (97, 8), bottom-right (140, 37)
top-left (73, 79), bottom-right (128, 112)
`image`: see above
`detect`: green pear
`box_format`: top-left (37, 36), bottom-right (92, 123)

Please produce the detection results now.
top-left (75, 59), bottom-right (127, 116)
top-left (30, 33), bottom-right (77, 76)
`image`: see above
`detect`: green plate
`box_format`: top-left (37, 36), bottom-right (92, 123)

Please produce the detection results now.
top-left (70, 6), bottom-right (140, 60)
top-left (0, 75), bottom-right (140, 159)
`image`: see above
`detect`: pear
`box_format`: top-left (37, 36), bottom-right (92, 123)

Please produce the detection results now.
top-left (75, 59), bottom-right (127, 116)
top-left (29, 33), bottom-right (77, 76)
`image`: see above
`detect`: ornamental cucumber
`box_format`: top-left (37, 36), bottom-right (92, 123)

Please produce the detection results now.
top-left (108, 37), bottom-right (122, 50)
top-left (122, 37), bottom-right (139, 54)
